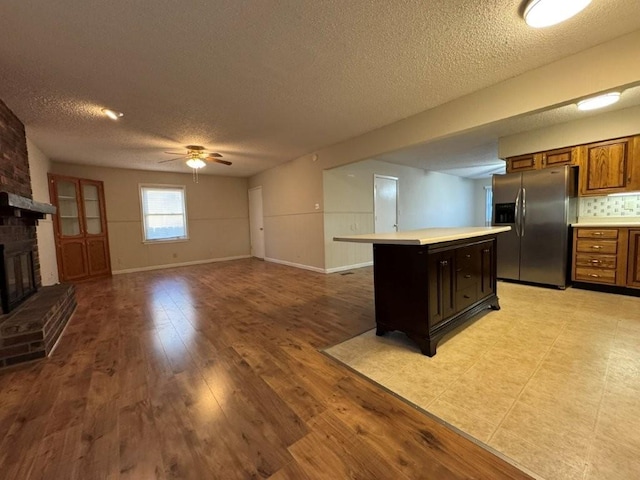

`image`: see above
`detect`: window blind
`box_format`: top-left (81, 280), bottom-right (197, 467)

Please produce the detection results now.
top-left (140, 186), bottom-right (188, 241)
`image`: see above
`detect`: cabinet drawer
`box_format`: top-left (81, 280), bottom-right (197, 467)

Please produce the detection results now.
top-left (575, 253), bottom-right (617, 269)
top-left (576, 229), bottom-right (618, 239)
top-left (576, 239), bottom-right (618, 254)
top-left (456, 284), bottom-right (478, 311)
top-left (575, 267), bottom-right (616, 284)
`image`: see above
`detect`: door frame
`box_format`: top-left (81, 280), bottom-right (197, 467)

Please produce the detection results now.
top-left (373, 174), bottom-right (398, 233)
top-left (248, 186), bottom-right (265, 259)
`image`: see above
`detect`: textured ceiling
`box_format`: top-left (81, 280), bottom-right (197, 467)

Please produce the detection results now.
top-left (1, 1), bottom-right (640, 177)
top-left (377, 84), bottom-right (640, 178)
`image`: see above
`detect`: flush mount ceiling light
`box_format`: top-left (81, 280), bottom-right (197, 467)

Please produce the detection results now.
top-left (101, 108), bottom-right (124, 120)
top-left (523, 0), bottom-right (592, 28)
top-left (577, 92), bottom-right (621, 111)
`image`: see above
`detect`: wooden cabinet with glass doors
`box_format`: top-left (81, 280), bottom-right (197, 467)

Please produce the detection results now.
top-left (48, 174), bottom-right (111, 281)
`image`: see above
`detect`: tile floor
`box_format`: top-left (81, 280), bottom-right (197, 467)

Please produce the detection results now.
top-left (324, 282), bottom-right (640, 480)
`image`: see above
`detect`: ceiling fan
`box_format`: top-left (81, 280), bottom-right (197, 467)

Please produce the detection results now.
top-left (160, 145), bottom-right (232, 168)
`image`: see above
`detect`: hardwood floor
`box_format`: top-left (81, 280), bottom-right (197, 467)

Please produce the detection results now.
top-left (0, 259), bottom-right (531, 479)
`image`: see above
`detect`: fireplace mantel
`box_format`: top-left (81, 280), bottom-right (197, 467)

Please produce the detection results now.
top-left (0, 192), bottom-right (56, 223)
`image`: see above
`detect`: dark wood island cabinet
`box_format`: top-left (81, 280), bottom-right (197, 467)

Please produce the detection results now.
top-left (334, 227), bottom-right (511, 356)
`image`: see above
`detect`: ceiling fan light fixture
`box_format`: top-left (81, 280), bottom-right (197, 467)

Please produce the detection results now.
top-left (577, 92), bottom-right (621, 111)
top-left (186, 158), bottom-right (206, 169)
top-left (101, 108), bottom-right (124, 120)
top-left (523, 0), bottom-right (592, 28)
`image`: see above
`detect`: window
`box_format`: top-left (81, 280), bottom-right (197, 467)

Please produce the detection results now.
top-left (140, 185), bottom-right (188, 242)
top-left (484, 186), bottom-right (493, 226)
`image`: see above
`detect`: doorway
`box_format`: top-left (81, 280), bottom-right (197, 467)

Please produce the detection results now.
top-left (374, 175), bottom-right (398, 233)
top-left (248, 186), bottom-right (265, 259)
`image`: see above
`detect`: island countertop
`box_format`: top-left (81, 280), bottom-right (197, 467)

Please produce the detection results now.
top-left (334, 226), bottom-right (511, 246)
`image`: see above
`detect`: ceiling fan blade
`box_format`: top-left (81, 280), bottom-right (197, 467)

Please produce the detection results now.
top-left (163, 151), bottom-right (187, 155)
top-left (211, 158), bottom-right (232, 166)
top-left (206, 152), bottom-right (223, 158)
top-left (158, 156), bottom-right (185, 163)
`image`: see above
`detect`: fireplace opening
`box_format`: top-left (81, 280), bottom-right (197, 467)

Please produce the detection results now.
top-left (0, 241), bottom-right (37, 314)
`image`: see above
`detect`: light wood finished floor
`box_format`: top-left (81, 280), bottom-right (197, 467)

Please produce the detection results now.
top-left (326, 282), bottom-right (640, 480)
top-left (0, 259), bottom-right (531, 480)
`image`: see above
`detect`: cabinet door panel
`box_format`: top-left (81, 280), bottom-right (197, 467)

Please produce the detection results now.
top-left (87, 239), bottom-right (110, 276)
top-left (479, 243), bottom-right (495, 297)
top-left (59, 240), bottom-right (88, 280)
top-left (580, 138), bottom-right (631, 195)
top-left (627, 230), bottom-right (640, 287)
top-left (428, 251), bottom-right (455, 327)
top-left (543, 147), bottom-right (574, 168)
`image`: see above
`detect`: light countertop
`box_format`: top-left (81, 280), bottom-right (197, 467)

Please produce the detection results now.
top-left (334, 226), bottom-right (511, 246)
top-left (572, 221), bottom-right (640, 227)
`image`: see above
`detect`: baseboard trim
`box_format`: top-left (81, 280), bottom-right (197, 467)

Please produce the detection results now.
top-left (325, 261), bottom-right (373, 274)
top-left (112, 255), bottom-right (251, 275)
top-left (264, 257), bottom-right (325, 274)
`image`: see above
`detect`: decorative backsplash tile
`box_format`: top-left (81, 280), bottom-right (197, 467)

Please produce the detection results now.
top-left (579, 195), bottom-right (640, 217)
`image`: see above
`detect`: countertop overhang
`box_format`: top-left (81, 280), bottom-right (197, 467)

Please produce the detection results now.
top-left (334, 226), bottom-right (511, 245)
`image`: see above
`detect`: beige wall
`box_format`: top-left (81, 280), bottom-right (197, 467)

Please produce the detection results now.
top-left (499, 104), bottom-right (640, 158)
top-left (250, 31), bottom-right (640, 271)
top-left (50, 163), bottom-right (250, 273)
top-left (323, 159), bottom-right (477, 271)
top-left (26, 138), bottom-right (59, 286)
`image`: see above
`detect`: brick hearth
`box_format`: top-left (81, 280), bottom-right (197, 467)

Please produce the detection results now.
top-left (0, 284), bottom-right (76, 367)
top-left (0, 97), bottom-right (76, 368)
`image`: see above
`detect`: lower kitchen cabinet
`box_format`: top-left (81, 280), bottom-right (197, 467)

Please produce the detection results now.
top-left (373, 236), bottom-right (499, 356)
top-left (572, 227), bottom-right (639, 289)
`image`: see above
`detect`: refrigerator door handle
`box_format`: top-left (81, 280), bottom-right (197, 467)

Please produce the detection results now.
top-left (521, 188), bottom-right (526, 237)
top-left (514, 188), bottom-right (521, 237)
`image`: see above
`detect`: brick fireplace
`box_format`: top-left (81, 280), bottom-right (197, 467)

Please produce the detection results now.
top-left (0, 98), bottom-right (76, 368)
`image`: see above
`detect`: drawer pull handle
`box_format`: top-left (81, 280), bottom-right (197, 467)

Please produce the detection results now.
top-left (463, 295), bottom-right (471, 299)
top-left (591, 260), bottom-right (600, 264)
top-left (592, 246), bottom-right (603, 249)
top-left (593, 232), bottom-right (603, 236)
top-left (483, 248), bottom-right (490, 253)
top-left (465, 254), bottom-right (471, 258)
top-left (589, 274), bottom-right (600, 278)
top-left (464, 274), bottom-right (471, 279)
top-left (440, 260), bottom-right (448, 267)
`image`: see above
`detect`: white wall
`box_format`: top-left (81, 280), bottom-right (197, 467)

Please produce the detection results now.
top-left (323, 159), bottom-right (476, 271)
top-left (26, 138), bottom-right (59, 286)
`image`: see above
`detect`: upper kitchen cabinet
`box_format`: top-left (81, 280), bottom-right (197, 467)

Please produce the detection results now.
top-left (505, 147), bottom-right (578, 174)
top-left (505, 153), bottom-right (541, 173)
top-left (578, 136), bottom-right (640, 196)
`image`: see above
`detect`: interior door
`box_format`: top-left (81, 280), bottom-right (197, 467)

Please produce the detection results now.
top-left (248, 186), bottom-right (265, 259)
top-left (374, 175), bottom-right (398, 233)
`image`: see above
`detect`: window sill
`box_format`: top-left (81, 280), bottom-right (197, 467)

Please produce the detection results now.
top-left (142, 237), bottom-right (189, 245)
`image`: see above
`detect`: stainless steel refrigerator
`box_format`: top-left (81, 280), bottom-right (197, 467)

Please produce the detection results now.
top-left (492, 166), bottom-right (577, 288)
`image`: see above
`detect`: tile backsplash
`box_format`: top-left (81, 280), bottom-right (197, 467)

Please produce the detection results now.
top-left (579, 195), bottom-right (640, 217)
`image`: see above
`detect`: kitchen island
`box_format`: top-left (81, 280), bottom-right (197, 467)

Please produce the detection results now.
top-left (335, 227), bottom-right (511, 356)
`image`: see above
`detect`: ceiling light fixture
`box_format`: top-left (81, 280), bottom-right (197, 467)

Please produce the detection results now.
top-left (185, 156), bottom-right (206, 183)
top-left (101, 108), bottom-right (124, 120)
top-left (186, 158), bottom-right (206, 169)
top-left (523, 0), bottom-right (592, 28)
top-left (577, 92), bottom-right (621, 111)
